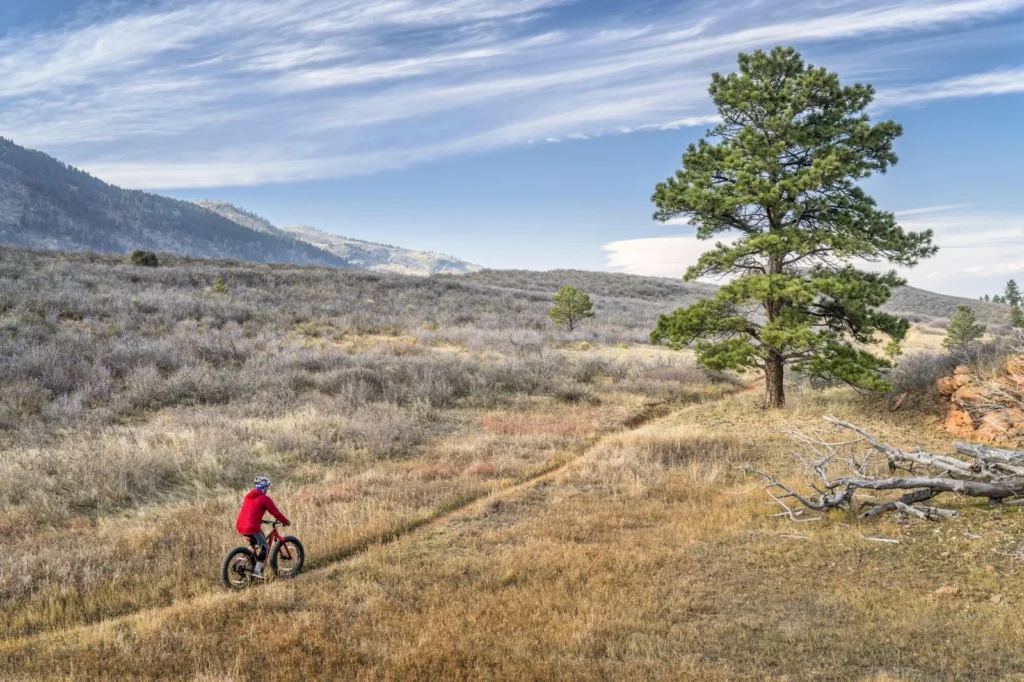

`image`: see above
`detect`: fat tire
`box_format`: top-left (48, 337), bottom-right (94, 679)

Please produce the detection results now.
top-left (221, 546), bottom-right (254, 590)
top-left (270, 536), bottom-right (305, 579)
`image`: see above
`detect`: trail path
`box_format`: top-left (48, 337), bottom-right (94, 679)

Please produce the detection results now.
top-left (1, 400), bottom-right (675, 649)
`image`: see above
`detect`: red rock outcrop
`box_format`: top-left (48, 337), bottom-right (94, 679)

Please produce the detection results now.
top-left (937, 357), bottom-right (1024, 447)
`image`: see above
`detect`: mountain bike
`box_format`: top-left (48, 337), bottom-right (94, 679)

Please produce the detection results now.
top-left (221, 520), bottom-right (305, 590)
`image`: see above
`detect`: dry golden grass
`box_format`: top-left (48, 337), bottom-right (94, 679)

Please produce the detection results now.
top-left (902, 323), bottom-right (948, 353)
top-left (0, 395), bottom-right (650, 639)
top-left (5, 385), bottom-right (1024, 680)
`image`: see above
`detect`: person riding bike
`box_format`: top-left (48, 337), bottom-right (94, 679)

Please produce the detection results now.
top-left (235, 476), bottom-right (290, 579)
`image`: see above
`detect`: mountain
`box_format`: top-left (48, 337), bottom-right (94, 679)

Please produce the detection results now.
top-left (0, 138), bottom-right (352, 267)
top-left (198, 200), bottom-right (481, 276)
top-left (193, 201), bottom-right (279, 235)
top-left (277, 224), bottom-right (481, 276)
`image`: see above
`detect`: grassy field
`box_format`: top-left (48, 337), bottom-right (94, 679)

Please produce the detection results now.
top-left (5, 389), bottom-right (1024, 680)
top-left (2, 248), bottom-right (1023, 680)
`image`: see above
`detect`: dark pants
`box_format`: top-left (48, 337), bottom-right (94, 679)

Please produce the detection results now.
top-left (245, 532), bottom-right (269, 563)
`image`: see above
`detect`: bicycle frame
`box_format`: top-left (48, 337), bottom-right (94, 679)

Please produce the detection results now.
top-left (259, 520), bottom-right (295, 561)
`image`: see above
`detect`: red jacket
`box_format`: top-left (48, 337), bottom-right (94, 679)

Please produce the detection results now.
top-left (236, 489), bottom-right (289, 535)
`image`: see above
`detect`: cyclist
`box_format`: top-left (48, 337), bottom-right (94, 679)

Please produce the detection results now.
top-left (235, 476), bottom-right (290, 579)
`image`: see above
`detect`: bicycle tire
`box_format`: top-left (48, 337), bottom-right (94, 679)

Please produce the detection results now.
top-left (221, 546), bottom-right (255, 590)
top-left (269, 536), bottom-right (305, 579)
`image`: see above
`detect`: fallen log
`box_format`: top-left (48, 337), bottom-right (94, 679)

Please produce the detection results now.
top-left (953, 442), bottom-right (1024, 477)
top-left (745, 417), bottom-right (1024, 521)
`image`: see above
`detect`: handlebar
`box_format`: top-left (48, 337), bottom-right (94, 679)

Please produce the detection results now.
top-left (261, 520), bottom-right (289, 527)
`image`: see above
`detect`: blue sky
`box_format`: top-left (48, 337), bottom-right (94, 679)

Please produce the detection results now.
top-left (1, 0), bottom-right (1023, 296)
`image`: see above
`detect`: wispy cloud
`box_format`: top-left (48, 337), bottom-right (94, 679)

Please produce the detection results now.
top-left (876, 66), bottom-right (1024, 107)
top-left (1, 0), bottom-right (1022, 188)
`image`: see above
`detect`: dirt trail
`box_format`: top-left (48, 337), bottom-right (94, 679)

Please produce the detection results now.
top-left (1, 400), bottom-right (676, 648)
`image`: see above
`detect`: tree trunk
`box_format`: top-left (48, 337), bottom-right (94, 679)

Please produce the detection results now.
top-left (764, 352), bottom-right (785, 409)
top-left (762, 251), bottom-right (786, 409)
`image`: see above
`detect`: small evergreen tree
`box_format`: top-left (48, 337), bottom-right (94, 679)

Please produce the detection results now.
top-left (549, 286), bottom-right (594, 332)
top-left (994, 295), bottom-right (1005, 304)
top-left (213, 277), bottom-right (229, 294)
top-left (943, 305), bottom-right (985, 350)
top-left (983, 294), bottom-right (991, 302)
top-left (883, 338), bottom-right (903, 362)
top-left (1011, 305), bottom-right (1024, 329)
top-left (1005, 280), bottom-right (1021, 308)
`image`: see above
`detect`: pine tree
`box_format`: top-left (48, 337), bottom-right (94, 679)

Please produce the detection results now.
top-left (943, 305), bottom-right (986, 350)
top-left (649, 47), bottom-right (935, 408)
top-left (883, 339), bottom-right (903, 361)
top-left (1011, 305), bottom-right (1024, 329)
top-left (549, 286), bottom-right (594, 332)
top-left (1005, 280), bottom-right (1021, 308)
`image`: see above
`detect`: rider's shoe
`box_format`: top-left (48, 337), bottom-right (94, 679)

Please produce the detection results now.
top-left (252, 562), bottom-right (267, 579)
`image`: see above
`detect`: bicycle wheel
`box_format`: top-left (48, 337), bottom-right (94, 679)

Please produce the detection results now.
top-left (270, 536), bottom-right (305, 579)
top-left (221, 546), bottom-right (255, 590)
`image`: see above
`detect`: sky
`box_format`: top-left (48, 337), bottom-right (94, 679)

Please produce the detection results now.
top-left (1, 0), bottom-right (1023, 297)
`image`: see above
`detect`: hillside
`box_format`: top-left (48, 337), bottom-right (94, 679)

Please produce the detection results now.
top-left (885, 284), bottom-right (1010, 325)
top-left (465, 269), bottom-right (1012, 326)
top-left (0, 138), bottom-right (348, 267)
top-left (195, 199), bottom-right (480, 276)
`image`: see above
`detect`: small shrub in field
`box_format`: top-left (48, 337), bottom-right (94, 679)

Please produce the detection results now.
top-left (553, 382), bottom-right (597, 404)
top-left (129, 250), bottom-right (159, 267)
top-left (952, 338), bottom-right (1016, 375)
top-left (347, 404), bottom-right (422, 459)
top-left (639, 362), bottom-right (712, 385)
top-left (212, 277), bottom-right (228, 294)
top-left (4, 380), bottom-right (54, 416)
top-left (889, 352), bottom-right (956, 394)
top-left (569, 357), bottom-right (610, 384)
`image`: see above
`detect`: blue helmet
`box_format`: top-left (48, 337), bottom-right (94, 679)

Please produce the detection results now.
top-left (254, 476), bottom-right (271, 491)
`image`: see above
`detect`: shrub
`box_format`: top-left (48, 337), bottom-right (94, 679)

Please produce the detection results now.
top-left (129, 250), bottom-right (159, 267)
top-left (346, 403), bottom-right (423, 459)
top-left (889, 352), bottom-right (957, 394)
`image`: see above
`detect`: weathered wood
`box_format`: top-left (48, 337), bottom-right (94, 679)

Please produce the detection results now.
top-left (894, 502), bottom-right (959, 521)
top-left (860, 489), bottom-right (935, 519)
top-left (748, 418), bottom-right (1024, 522)
top-left (824, 416), bottom-right (975, 476)
top-left (952, 442), bottom-right (1024, 463)
top-left (952, 442), bottom-right (1024, 477)
top-left (833, 475), bottom-right (1024, 499)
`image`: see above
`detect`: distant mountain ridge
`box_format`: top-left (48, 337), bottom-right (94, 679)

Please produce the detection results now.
top-left (197, 200), bottom-right (481, 276)
top-left (0, 137), bottom-right (478, 274)
top-left (0, 138), bottom-right (349, 267)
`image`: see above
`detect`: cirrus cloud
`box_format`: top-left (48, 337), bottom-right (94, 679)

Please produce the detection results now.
top-left (0, 0), bottom-right (1022, 188)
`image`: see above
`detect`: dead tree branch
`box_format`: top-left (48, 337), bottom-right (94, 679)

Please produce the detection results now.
top-left (744, 417), bottom-right (1024, 522)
